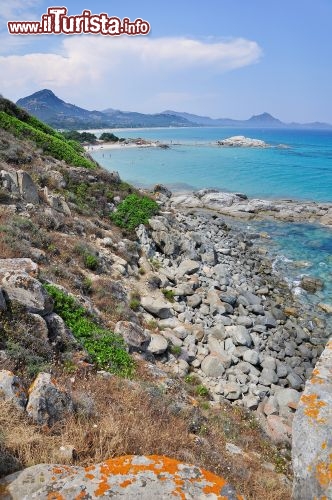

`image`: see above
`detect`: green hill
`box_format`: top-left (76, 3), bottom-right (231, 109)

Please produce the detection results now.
top-left (0, 96), bottom-right (95, 169)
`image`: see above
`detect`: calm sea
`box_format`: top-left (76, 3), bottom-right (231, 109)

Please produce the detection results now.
top-left (90, 127), bottom-right (332, 311)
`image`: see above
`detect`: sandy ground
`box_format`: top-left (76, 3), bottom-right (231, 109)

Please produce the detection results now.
top-left (84, 142), bottom-right (159, 152)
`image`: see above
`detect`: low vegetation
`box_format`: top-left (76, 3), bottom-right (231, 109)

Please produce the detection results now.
top-left (111, 193), bottom-right (159, 230)
top-left (99, 132), bottom-right (120, 142)
top-left (44, 285), bottom-right (134, 377)
top-left (0, 96), bottom-right (95, 169)
top-left (0, 99), bottom-right (292, 500)
top-left (61, 130), bottom-right (98, 144)
top-left (0, 376), bottom-right (291, 500)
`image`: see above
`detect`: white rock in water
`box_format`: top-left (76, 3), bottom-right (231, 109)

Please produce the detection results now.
top-left (217, 136), bottom-right (269, 148)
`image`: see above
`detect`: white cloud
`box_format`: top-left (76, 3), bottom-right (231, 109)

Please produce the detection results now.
top-left (0, 35), bottom-right (262, 111)
top-left (0, 0), bottom-right (42, 21)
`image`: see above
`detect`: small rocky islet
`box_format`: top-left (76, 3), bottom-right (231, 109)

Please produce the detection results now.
top-left (0, 101), bottom-right (331, 499)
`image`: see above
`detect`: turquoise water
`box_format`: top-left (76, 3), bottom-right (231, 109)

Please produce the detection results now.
top-left (91, 127), bottom-right (332, 202)
top-left (91, 127), bottom-right (332, 308)
top-left (244, 220), bottom-right (332, 310)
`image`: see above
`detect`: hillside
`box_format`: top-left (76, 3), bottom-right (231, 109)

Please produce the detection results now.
top-left (17, 89), bottom-right (332, 130)
top-left (0, 98), bottom-right (330, 499)
top-left (16, 90), bottom-right (193, 129)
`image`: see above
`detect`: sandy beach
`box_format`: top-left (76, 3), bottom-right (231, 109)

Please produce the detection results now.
top-left (84, 141), bottom-right (160, 152)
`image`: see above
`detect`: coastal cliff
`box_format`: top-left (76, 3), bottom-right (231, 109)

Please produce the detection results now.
top-left (0, 97), bottom-right (331, 499)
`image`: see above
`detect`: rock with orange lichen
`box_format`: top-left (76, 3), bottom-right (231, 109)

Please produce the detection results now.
top-left (0, 370), bottom-right (27, 410)
top-left (0, 455), bottom-right (241, 499)
top-left (292, 337), bottom-right (332, 500)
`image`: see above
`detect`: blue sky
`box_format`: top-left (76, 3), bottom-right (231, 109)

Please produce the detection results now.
top-left (1, 0), bottom-right (332, 122)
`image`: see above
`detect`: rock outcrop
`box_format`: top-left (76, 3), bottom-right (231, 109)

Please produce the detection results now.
top-left (26, 372), bottom-right (73, 426)
top-left (217, 136), bottom-right (269, 148)
top-left (0, 455), bottom-right (240, 499)
top-left (292, 338), bottom-right (332, 499)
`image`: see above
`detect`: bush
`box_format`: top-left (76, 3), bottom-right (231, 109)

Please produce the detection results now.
top-left (84, 253), bottom-right (99, 271)
top-left (62, 130), bottom-right (97, 144)
top-left (111, 194), bottom-right (159, 230)
top-left (162, 289), bottom-right (175, 303)
top-left (99, 132), bottom-right (119, 142)
top-left (0, 111), bottom-right (95, 169)
top-left (44, 284), bottom-right (134, 377)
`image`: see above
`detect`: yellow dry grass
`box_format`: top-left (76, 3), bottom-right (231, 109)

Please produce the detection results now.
top-left (0, 375), bottom-right (291, 500)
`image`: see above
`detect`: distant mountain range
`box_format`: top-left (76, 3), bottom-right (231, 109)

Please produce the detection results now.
top-left (16, 89), bottom-right (332, 130)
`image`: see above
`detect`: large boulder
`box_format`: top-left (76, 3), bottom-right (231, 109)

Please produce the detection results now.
top-left (114, 321), bottom-right (151, 352)
top-left (147, 334), bottom-right (168, 355)
top-left (141, 297), bottom-right (173, 319)
top-left (300, 275), bottom-right (324, 293)
top-left (1, 272), bottom-right (53, 315)
top-left (292, 338), bottom-right (332, 499)
top-left (201, 354), bottom-right (228, 377)
top-left (44, 312), bottom-right (77, 349)
top-left (0, 455), bottom-right (239, 499)
top-left (16, 170), bottom-right (39, 204)
top-left (225, 325), bottom-right (252, 347)
top-left (0, 258), bottom-right (38, 279)
top-left (26, 373), bottom-right (73, 426)
top-left (176, 259), bottom-right (200, 277)
top-left (0, 370), bottom-right (27, 410)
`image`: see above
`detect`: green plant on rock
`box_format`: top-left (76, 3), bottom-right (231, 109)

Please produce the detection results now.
top-left (195, 385), bottom-right (210, 398)
top-left (162, 289), bottom-right (175, 303)
top-left (170, 345), bottom-right (182, 357)
top-left (111, 194), bottom-right (159, 230)
top-left (44, 284), bottom-right (134, 377)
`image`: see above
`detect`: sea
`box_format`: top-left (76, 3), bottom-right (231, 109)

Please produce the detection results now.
top-left (89, 127), bottom-right (332, 315)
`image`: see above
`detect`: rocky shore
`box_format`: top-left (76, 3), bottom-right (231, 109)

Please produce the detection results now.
top-left (169, 188), bottom-right (332, 227)
top-left (133, 192), bottom-right (331, 445)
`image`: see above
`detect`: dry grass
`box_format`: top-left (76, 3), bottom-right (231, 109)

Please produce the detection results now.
top-left (0, 375), bottom-right (291, 499)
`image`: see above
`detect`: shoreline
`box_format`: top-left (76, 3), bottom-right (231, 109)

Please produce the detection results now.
top-left (167, 189), bottom-right (332, 227)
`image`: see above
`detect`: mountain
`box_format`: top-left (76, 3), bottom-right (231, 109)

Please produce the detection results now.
top-left (162, 110), bottom-right (332, 129)
top-left (246, 112), bottom-right (283, 127)
top-left (16, 90), bottom-right (193, 129)
top-left (16, 89), bottom-right (110, 129)
top-left (16, 90), bottom-right (332, 130)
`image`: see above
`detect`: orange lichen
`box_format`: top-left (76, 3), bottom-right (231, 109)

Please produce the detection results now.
top-left (119, 478), bottom-right (134, 488)
top-left (310, 368), bottom-right (325, 385)
top-left (315, 460), bottom-right (332, 488)
top-left (52, 467), bottom-right (64, 475)
top-left (50, 455), bottom-right (241, 498)
top-left (74, 491), bottom-right (87, 500)
top-left (47, 493), bottom-right (65, 500)
top-left (322, 442), bottom-right (327, 450)
top-left (94, 477), bottom-right (110, 497)
top-left (301, 394), bottom-right (327, 424)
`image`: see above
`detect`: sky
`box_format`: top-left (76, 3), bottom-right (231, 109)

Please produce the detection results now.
top-left (1, 0), bottom-right (332, 123)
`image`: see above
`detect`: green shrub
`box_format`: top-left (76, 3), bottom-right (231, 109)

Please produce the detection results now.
top-left (111, 194), bottom-right (159, 230)
top-left (84, 253), bottom-right (99, 271)
top-left (195, 385), bottom-right (209, 398)
top-left (62, 130), bottom-right (97, 144)
top-left (0, 111), bottom-right (95, 169)
top-left (184, 374), bottom-right (200, 386)
top-left (162, 289), bottom-right (175, 303)
top-left (170, 345), bottom-right (181, 357)
top-left (44, 284), bottom-right (134, 377)
top-left (99, 132), bottom-right (119, 142)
